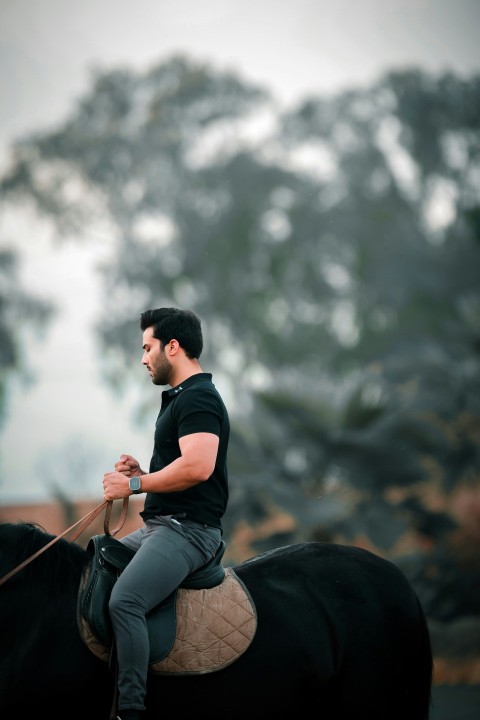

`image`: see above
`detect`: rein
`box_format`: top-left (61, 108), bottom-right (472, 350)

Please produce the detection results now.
top-left (0, 497), bottom-right (129, 588)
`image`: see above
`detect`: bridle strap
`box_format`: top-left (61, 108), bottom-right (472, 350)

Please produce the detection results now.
top-left (103, 497), bottom-right (129, 537)
top-left (0, 497), bottom-right (129, 587)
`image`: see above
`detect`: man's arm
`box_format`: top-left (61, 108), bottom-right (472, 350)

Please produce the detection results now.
top-left (103, 432), bottom-right (219, 500)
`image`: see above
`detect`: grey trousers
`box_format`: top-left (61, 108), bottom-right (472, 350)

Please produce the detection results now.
top-left (109, 515), bottom-right (222, 712)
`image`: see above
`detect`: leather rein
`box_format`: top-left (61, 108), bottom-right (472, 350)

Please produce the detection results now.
top-left (0, 497), bottom-right (129, 588)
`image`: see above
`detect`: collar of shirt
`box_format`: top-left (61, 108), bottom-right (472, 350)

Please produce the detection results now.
top-left (161, 372), bottom-right (213, 402)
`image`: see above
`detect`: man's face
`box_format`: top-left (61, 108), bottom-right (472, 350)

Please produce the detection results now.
top-left (142, 326), bottom-right (173, 386)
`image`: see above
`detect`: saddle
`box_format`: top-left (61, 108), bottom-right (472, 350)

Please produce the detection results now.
top-left (78, 534), bottom-right (257, 674)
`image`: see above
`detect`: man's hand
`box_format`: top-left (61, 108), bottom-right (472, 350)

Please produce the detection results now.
top-left (103, 470), bottom-right (132, 500)
top-left (114, 454), bottom-right (144, 477)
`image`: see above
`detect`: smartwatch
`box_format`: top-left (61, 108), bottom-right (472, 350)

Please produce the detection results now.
top-left (128, 476), bottom-right (143, 495)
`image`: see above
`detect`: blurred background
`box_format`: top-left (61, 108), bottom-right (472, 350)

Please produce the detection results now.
top-left (1, 0), bottom-right (480, 703)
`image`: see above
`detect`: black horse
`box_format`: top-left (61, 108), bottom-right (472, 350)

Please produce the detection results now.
top-left (0, 522), bottom-right (433, 720)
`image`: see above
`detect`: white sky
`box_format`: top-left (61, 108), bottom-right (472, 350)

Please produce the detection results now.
top-left (2, 0), bottom-right (480, 170)
top-left (0, 0), bottom-right (479, 503)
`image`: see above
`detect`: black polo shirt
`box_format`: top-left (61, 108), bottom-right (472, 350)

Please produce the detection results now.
top-left (140, 373), bottom-right (229, 529)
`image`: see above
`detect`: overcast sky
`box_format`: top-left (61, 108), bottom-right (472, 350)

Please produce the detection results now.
top-left (2, 0), bottom-right (480, 170)
top-left (0, 0), bottom-right (479, 504)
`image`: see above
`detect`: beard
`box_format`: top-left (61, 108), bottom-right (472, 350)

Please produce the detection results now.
top-left (150, 354), bottom-right (173, 385)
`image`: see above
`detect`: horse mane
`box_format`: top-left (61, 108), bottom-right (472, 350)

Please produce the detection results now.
top-left (0, 521), bottom-right (88, 594)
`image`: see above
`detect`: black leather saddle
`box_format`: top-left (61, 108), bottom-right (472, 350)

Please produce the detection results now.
top-left (79, 533), bottom-right (226, 664)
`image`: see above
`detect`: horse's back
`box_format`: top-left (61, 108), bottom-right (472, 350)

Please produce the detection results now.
top-left (234, 542), bottom-right (432, 720)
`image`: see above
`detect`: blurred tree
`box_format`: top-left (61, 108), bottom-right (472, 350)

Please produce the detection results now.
top-left (1, 58), bottom-right (479, 627)
top-left (0, 249), bottom-right (53, 433)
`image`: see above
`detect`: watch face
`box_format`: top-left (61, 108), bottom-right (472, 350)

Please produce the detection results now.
top-left (129, 476), bottom-right (141, 492)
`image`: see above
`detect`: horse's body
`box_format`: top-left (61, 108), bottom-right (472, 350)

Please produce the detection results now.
top-left (0, 522), bottom-right (432, 720)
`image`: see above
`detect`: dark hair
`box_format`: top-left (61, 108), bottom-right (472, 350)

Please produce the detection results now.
top-left (140, 308), bottom-right (203, 359)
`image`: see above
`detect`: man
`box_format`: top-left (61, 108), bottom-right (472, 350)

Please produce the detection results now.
top-left (103, 307), bottom-right (230, 720)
